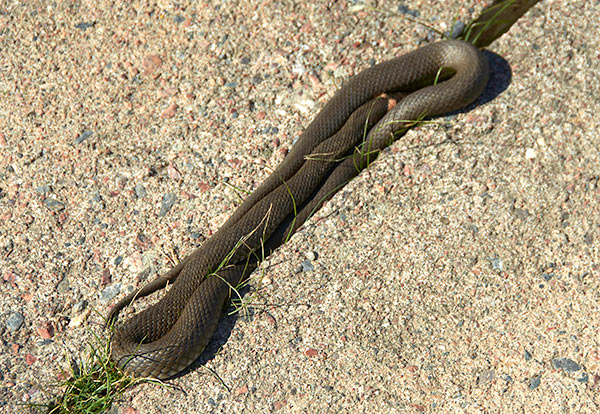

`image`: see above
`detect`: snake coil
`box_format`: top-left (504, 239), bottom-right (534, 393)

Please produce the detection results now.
top-left (107, 39), bottom-right (488, 379)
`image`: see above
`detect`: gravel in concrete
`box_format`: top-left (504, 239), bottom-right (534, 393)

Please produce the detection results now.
top-left (0, 0), bottom-right (598, 412)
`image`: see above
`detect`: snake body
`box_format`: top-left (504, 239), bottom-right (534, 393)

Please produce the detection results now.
top-left (107, 39), bottom-right (489, 379)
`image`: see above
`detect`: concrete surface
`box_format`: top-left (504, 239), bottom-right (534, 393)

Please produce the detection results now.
top-left (0, 0), bottom-right (598, 412)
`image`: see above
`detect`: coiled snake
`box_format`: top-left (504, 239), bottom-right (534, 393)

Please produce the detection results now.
top-left (107, 39), bottom-right (489, 379)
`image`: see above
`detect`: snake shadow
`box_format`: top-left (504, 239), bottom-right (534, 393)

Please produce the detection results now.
top-left (457, 50), bottom-right (512, 113)
top-left (170, 49), bottom-right (512, 382)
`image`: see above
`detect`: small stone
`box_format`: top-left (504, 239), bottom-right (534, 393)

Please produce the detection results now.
top-left (69, 308), bottom-right (91, 328)
top-left (552, 358), bottom-right (581, 372)
top-left (134, 184), bottom-right (147, 198)
top-left (92, 192), bottom-right (103, 203)
top-left (513, 208), bottom-right (530, 220)
top-left (37, 322), bottom-right (54, 339)
top-left (56, 278), bottom-right (69, 294)
top-left (168, 163), bottom-right (182, 180)
top-left (305, 251), bottom-right (317, 261)
top-left (44, 198), bottom-right (65, 212)
top-left (524, 350), bottom-right (532, 361)
top-left (300, 259), bottom-right (314, 272)
top-left (6, 312), bottom-right (24, 331)
top-left (525, 148), bottom-right (537, 159)
top-left (234, 385), bottom-right (249, 396)
top-left (25, 354), bottom-right (37, 366)
top-left (35, 184), bottom-right (51, 194)
top-left (73, 300), bottom-right (87, 313)
top-left (292, 97), bottom-right (316, 114)
top-left (529, 374), bottom-right (541, 390)
top-left (542, 273), bottom-right (553, 281)
top-left (397, 4), bottom-right (420, 17)
top-left (123, 253), bottom-right (143, 273)
top-left (101, 269), bottom-right (111, 285)
top-left (75, 22), bottom-right (94, 30)
top-left (75, 130), bottom-right (93, 144)
top-left (142, 54), bottom-right (162, 75)
top-left (160, 193), bottom-right (177, 216)
top-left (262, 126), bottom-right (278, 134)
top-left (487, 256), bottom-right (503, 271)
top-left (305, 348), bottom-right (318, 357)
top-left (477, 369), bottom-right (495, 385)
top-left (161, 103), bottom-right (178, 118)
top-left (198, 182), bottom-right (211, 193)
top-left (449, 21), bottom-right (465, 39)
top-left (114, 255), bottom-right (123, 265)
top-left (273, 400), bottom-right (287, 410)
top-left (100, 283), bottom-right (122, 303)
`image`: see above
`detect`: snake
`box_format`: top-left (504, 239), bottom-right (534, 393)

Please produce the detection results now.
top-left (107, 39), bottom-right (489, 379)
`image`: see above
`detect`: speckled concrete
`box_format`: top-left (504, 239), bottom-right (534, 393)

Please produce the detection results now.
top-left (1, 1), bottom-right (598, 412)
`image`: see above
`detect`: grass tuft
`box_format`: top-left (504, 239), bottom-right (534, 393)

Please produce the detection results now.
top-left (27, 321), bottom-right (163, 414)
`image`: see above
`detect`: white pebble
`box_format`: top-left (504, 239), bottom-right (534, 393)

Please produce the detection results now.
top-left (525, 148), bottom-right (537, 159)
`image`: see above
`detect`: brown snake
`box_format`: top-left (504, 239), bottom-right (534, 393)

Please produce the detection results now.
top-left (107, 39), bottom-right (489, 379)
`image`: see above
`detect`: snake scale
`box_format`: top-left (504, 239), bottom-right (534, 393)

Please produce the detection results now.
top-left (107, 39), bottom-right (489, 379)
